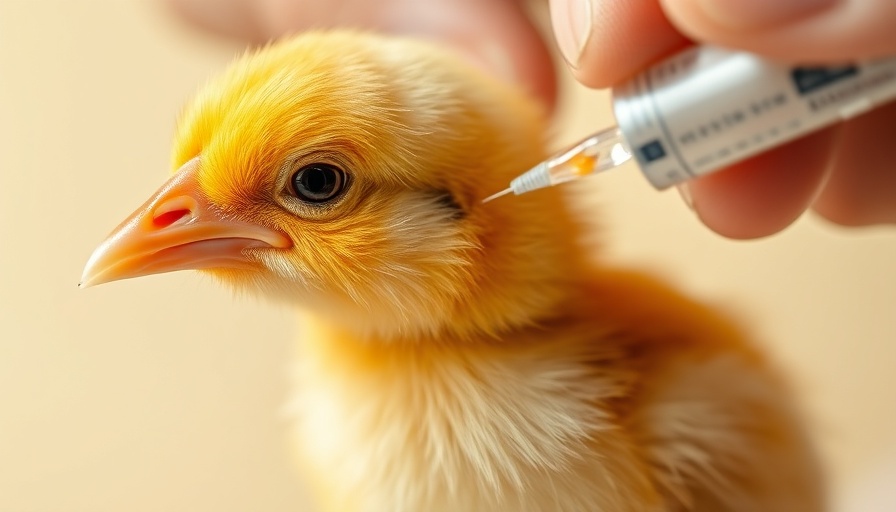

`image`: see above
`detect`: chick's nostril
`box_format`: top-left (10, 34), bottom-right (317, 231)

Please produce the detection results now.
top-left (152, 209), bottom-right (191, 228)
top-left (151, 196), bottom-right (198, 229)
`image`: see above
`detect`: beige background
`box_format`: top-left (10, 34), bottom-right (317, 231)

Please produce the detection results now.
top-left (1, 1), bottom-right (895, 511)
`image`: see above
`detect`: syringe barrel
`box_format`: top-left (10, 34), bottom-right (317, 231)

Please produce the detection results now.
top-left (612, 46), bottom-right (896, 190)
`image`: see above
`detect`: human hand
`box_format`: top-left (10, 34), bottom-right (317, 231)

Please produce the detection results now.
top-left (552, 0), bottom-right (896, 238)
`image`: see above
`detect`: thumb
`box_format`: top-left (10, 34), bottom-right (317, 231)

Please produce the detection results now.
top-left (661, 0), bottom-right (896, 62)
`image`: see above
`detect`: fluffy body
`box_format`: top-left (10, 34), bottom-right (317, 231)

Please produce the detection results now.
top-left (169, 32), bottom-right (823, 511)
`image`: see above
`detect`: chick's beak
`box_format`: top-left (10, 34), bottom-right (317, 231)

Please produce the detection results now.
top-left (80, 158), bottom-right (291, 288)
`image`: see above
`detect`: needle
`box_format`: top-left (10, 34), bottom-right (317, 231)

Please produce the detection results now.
top-left (482, 187), bottom-right (513, 204)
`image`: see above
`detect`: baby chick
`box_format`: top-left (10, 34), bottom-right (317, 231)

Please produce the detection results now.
top-left (82, 31), bottom-right (823, 512)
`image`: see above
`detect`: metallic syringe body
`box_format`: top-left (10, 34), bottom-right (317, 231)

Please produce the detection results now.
top-left (613, 45), bottom-right (896, 189)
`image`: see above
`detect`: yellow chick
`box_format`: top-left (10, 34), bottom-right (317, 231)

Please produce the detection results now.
top-left (82, 31), bottom-right (823, 512)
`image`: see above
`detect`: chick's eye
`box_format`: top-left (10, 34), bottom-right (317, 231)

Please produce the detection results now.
top-left (290, 163), bottom-right (346, 203)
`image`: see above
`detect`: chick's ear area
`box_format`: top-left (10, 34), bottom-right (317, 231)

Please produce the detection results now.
top-left (431, 189), bottom-right (466, 220)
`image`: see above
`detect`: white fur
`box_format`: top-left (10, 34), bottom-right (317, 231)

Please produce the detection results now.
top-left (284, 324), bottom-right (662, 512)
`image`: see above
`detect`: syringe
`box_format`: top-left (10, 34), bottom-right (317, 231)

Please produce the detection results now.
top-left (484, 45), bottom-right (896, 202)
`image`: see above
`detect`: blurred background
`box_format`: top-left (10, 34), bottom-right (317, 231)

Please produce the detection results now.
top-left (1, 1), bottom-right (894, 510)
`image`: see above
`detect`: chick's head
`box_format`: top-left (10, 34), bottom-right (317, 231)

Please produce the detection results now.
top-left (82, 32), bottom-right (584, 341)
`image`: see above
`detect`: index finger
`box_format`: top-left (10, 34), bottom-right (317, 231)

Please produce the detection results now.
top-left (550, 0), bottom-right (691, 88)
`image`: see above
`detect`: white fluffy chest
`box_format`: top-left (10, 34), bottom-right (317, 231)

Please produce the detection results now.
top-left (284, 325), bottom-right (658, 512)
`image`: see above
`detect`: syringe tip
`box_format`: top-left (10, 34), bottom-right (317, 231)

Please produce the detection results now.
top-left (481, 187), bottom-right (513, 204)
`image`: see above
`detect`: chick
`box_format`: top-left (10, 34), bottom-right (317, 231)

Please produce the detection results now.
top-left (82, 31), bottom-right (823, 512)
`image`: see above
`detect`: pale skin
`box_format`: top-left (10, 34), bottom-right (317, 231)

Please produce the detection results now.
top-left (164, 0), bottom-right (896, 239)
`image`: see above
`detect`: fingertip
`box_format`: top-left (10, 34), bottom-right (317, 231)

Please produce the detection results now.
top-left (687, 128), bottom-right (838, 239)
top-left (550, 0), bottom-right (690, 89)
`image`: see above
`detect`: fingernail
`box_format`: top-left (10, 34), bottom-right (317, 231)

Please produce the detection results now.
top-left (550, 0), bottom-right (593, 68)
top-left (676, 183), bottom-right (696, 212)
top-left (695, 0), bottom-right (836, 29)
